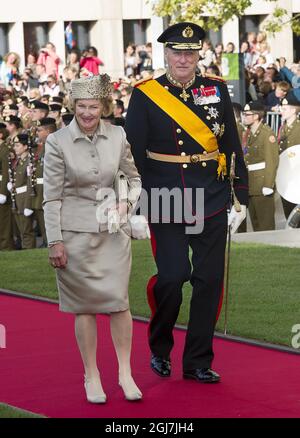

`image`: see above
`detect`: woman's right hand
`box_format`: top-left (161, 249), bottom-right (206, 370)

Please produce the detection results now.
top-left (49, 242), bottom-right (68, 270)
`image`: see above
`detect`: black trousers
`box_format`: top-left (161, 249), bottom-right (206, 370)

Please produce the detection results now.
top-left (147, 209), bottom-right (227, 371)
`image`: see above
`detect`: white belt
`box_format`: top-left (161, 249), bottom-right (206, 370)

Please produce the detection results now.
top-left (0, 175), bottom-right (2, 181)
top-left (36, 178), bottom-right (44, 185)
top-left (248, 162), bottom-right (266, 171)
top-left (16, 186), bottom-right (27, 194)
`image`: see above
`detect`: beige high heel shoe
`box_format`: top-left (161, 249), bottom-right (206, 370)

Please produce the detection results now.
top-left (119, 376), bottom-right (143, 401)
top-left (84, 375), bottom-right (107, 404)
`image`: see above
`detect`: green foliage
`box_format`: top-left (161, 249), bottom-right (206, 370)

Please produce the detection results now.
top-left (150, 0), bottom-right (300, 35)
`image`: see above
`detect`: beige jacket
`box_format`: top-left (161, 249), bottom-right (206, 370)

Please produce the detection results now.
top-left (43, 118), bottom-right (141, 243)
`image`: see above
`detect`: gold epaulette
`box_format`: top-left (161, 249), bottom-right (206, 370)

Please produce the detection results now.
top-left (134, 76), bottom-right (154, 88)
top-left (204, 74), bottom-right (226, 84)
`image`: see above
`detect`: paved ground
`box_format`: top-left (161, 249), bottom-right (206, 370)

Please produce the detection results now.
top-left (233, 193), bottom-right (300, 248)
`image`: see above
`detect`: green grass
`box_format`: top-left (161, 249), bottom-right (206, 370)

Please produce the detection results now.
top-left (0, 403), bottom-right (44, 418)
top-left (1, 242), bottom-right (300, 347)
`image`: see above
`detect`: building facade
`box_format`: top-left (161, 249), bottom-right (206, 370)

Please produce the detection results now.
top-left (0, 0), bottom-right (299, 78)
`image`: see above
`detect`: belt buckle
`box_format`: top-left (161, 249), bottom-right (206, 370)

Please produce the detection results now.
top-left (190, 154), bottom-right (200, 164)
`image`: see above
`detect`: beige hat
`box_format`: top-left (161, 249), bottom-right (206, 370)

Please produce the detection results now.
top-left (70, 74), bottom-right (112, 100)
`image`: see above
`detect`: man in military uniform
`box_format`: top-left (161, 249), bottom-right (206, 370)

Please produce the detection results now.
top-left (11, 134), bottom-right (36, 249)
top-left (33, 117), bottom-right (57, 246)
top-left (125, 22), bottom-right (248, 383)
top-left (278, 95), bottom-right (300, 219)
top-left (242, 101), bottom-right (279, 231)
top-left (0, 122), bottom-right (14, 250)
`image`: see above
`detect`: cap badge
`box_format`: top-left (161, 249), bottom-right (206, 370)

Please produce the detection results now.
top-left (282, 98), bottom-right (288, 105)
top-left (182, 26), bottom-right (194, 38)
top-left (244, 104), bottom-right (250, 111)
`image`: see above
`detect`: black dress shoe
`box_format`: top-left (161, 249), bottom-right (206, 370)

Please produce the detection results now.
top-left (183, 368), bottom-right (220, 383)
top-left (151, 355), bottom-right (171, 377)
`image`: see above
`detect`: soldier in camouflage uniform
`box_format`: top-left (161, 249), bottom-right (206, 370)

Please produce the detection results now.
top-left (278, 95), bottom-right (300, 219)
top-left (242, 101), bottom-right (279, 231)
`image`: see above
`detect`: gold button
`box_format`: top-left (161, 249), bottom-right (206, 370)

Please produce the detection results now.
top-left (202, 162), bottom-right (207, 168)
top-left (181, 152), bottom-right (186, 156)
top-left (183, 164), bottom-right (188, 169)
top-left (204, 106), bottom-right (209, 110)
top-left (178, 140), bottom-right (184, 146)
top-left (164, 86), bottom-right (169, 90)
top-left (200, 85), bottom-right (205, 88)
top-left (176, 128), bottom-right (182, 134)
top-left (206, 116), bottom-right (211, 120)
top-left (203, 151), bottom-right (207, 155)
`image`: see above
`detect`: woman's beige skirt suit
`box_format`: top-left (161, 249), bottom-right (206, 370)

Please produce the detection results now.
top-left (43, 118), bottom-right (141, 314)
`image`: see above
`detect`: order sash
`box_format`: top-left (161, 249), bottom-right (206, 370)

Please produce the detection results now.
top-left (137, 79), bottom-right (219, 154)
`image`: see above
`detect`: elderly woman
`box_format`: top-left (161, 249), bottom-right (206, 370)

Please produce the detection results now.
top-left (43, 74), bottom-right (142, 403)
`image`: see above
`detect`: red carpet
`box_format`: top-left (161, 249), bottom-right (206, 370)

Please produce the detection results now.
top-left (0, 293), bottom-right (300, 418)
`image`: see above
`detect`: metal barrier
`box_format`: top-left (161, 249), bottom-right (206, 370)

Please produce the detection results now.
top-left (266, 112), bottom-right (282, 136)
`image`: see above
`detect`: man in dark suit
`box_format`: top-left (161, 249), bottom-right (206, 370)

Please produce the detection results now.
top-left (125, 22), bottom-right (248, 383)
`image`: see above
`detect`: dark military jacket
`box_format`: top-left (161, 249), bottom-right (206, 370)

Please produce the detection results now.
top-left (244, 123), bottom-right (279, 196)
top-left (125, 74), bottom-right (248, 221)
top-left (14, 154), bottom-right (32, 214)
top-left (279, 118), bottom-right (300, 152)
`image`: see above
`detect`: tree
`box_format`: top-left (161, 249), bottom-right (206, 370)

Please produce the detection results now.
top-left (151, 0), bottom-right (300, 35)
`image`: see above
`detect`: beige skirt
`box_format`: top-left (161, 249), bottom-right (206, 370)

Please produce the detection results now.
top-left (56, 229), bottom-right (131, 314)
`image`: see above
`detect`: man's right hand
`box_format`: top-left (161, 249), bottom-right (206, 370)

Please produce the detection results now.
top-left (49, 242), bottom-right (68, 269)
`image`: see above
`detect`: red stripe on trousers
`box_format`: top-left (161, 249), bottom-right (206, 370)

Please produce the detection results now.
top-left (216, 283), bottom-right (224, 322)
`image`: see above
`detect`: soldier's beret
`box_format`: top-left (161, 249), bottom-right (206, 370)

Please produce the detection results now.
top-left (30, 100), bottom-right (49, 111)
top-left (157, 22), bottom-right (205, 50)
top-left (49, 104), bottom-right (62, 112)
top-left (37, 117), bottom-right (57, 127)
top-left (49, 96), bottom-right (64, 105)
top-left (14, 134), bottom-right (29, 145)
top-left (5, 115), bottom-right (21, 125)
top-left (281, 94), bottom-right (300, 107)
top-left (17, 96), bottom-right (29, 105)
top-left (4, 104), bottom-right (18, 111)
top-left (243, 101), bottom-right (265, 113)
top-left (62, 113), bottom-right (74, 126)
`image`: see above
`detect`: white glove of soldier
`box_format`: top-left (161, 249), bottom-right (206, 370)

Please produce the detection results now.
top-left (129, 215), bottom-right (151, 240)
top-left (7, 182), bottom-right (13, 192)
top-left (0, 194), bottom-right (7, 204)
top-left (228, 205), bottom-right (247, 234)
top-left (107, 209), bottom-right (120, 234)
top-left (24, 208), bottom-right (34, 217)
top-left (262, 187), bottom-right (274, 196)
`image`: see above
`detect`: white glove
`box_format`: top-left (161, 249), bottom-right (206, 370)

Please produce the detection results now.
top-left (129, 215), bottom-right (150, 240)
top-left (262, 187), bottom-right (274, 196)
top-left (228, 205), bottom-right (247, 234)
top-left (24, 208), bottom-right (34, 217)
top-left (7, 182), bottom-right (13, 192)
top-left (107, 209), bottom-right (120, 234)
top-left (0, 194), bottom-right (7, 204)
